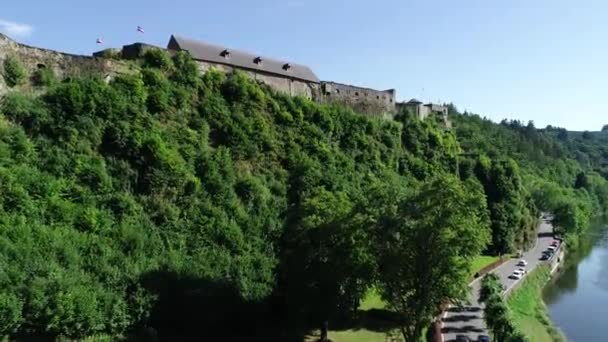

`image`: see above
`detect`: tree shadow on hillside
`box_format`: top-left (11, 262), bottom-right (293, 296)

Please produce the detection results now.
top-left (137, 270), bottom-right (294, 342)
top-left (136, 270), bottom-right (409, 342)
top-left (299, 309), bottom-right (400, 342)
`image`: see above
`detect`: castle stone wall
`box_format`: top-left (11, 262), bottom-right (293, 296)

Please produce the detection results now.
top-left (0, 34), bottom-right (132, 95)
top-left (195, 60), bottom-right (317, 99)
top-left (317, 81), bottom-right (396, 117)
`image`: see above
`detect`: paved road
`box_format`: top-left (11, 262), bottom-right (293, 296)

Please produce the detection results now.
top-left (441, 218), bottom-right (556, 342)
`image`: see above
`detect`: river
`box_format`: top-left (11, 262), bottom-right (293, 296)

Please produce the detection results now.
top-left (543, 218), bottom-right (608, 341)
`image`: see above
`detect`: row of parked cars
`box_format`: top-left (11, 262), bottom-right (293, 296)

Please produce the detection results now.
top-left (456, 334), bottom-right (490, 342)
top-left (541, 240), bottom-right (559, 260)
top-left (508, 259), bottom-right (528, 280)
top-left (453, 237), bottom-right (559, 342)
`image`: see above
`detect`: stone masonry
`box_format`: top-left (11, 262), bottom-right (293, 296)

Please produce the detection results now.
top-left (0, 33), bottom-right (132, 96)
top-left (0, 33), bottom-right (448, 124)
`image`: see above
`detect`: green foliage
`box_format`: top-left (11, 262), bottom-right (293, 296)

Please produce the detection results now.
top-left (97, 49), bottom-right (121, 60)
top-left (453, 109), bottom-right (608, 246)
top-left (507, 266), bottom-right (566, 342)
top-left (0, 52), bottom-right (471, 339)
top-left (33, 66), bottom-right (57, 87)
top-left (474, 157), bottom-right (537, 254)
top-left (0, 50), bottom-right (604, 340)
top-left (142, 48), bottom-right (173, 70)
top-left (0, 293), bottom-right (23, 335)
top-left (2, 55), bottom-right (27, 87)
top-left (375, 175), bottom-right (490, 341)
top-left (479, 273), bottom-right (502, 303)
top-left (483, 290), bottom-right (528, 342)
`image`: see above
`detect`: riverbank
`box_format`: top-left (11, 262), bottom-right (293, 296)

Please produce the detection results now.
top-left (507, 265), bottom-right (566, 342)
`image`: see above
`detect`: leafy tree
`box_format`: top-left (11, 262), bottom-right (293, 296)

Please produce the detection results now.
top-left (479, 273), bottom-right (502, 303)
top-left (375, 175), bottom-right (490, 342)
top-left (553, 199), bottom-right (589, 235)
top-left (475, 157), bottom-right (536, 254)
top-left (0, 45), bottom-right (605, 341)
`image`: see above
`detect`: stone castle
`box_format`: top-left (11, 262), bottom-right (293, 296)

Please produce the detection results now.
top-left (0, 33), bottom-right (448, 124)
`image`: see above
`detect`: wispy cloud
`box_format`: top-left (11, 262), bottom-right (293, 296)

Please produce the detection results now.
top-left (0, 19), bottom-right (34, 38)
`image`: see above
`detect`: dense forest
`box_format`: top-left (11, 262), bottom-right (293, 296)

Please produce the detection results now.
top-left (0, 50), bottom-right (606, 341)
top-left (451, 110), bottom-right (608, 243)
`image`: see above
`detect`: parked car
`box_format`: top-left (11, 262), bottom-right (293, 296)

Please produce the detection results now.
top-left (509, 271), bottom-right (523, 280)
top-left (517, 259), bottom-right (528, 266)
top-left (551, 240), bottom-right (559, 247)
top-left (548, 245), bottom-right (556, 251)
top-left (516, 267), bottom-right (526, 274)
top-left (478, 335), bottom-right (491, 342)
top-left (540, 253), bottom-right (549, 261)
top-left (456, 335), bottom-right (471, 342)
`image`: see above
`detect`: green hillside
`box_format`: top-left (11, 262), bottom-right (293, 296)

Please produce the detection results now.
top-left (0, 50), bottom-right (605, 341)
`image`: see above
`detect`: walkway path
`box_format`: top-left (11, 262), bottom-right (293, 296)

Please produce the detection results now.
top-left (441, 218), bottom-right (556, 342)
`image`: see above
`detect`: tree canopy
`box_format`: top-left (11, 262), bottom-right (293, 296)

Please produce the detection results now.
top-left (0, 51), bottom-right (606, 341)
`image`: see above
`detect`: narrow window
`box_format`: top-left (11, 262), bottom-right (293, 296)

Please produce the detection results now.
top-left (336, 89), bottom-right (340, 94)
top-left (376, 95), bottom-right (380, 99)
top-left (355, 92), bottom-right (359, 96)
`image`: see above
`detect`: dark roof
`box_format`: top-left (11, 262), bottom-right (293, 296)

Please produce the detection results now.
top-left (406, 98), bottom-right (422, 104)
top-left (167, 35), bottom-right (319, 83)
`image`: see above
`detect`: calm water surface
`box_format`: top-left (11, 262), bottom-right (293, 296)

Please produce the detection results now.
top-left (543, 218), bottom-right (608, 341)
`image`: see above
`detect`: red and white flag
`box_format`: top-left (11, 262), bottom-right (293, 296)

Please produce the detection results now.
top-left (137, 26), bottom-right (145, 33)
top-left (96, 38), bottom-right (104, 44)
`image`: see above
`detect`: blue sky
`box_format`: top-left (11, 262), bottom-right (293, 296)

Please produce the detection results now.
top-left (2, 0), bottom-right (607, 130)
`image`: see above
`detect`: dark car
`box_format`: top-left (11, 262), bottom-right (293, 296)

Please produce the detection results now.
top-left (540, 253), bottom-right (549, 260)
top-left (456, 335), bottom-right (471, 342)
top-left (478, 335), bottom-right (491, 342)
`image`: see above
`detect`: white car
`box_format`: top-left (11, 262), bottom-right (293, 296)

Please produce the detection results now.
top-left (516, 267), bottom-right (526, 274)
top-left (548, 245), bottom-right (556, 251)
top-left (509, 271), bottom-right (523, 280)
top-left (517, 259), bottom-right (528, 267)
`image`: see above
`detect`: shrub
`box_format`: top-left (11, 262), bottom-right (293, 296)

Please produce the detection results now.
top-left (97, 49), bottom-right (121, 60)
top-left (143, 48), bottom-right (172, 70)
top-left (3, 55), bottom-right (28, 87)
top-left (0, 292), bottom-right (23, 335)
top-left (171, 51), bottom-right (199, 87)
top-left (33, 66), bottom-right (57, 87)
